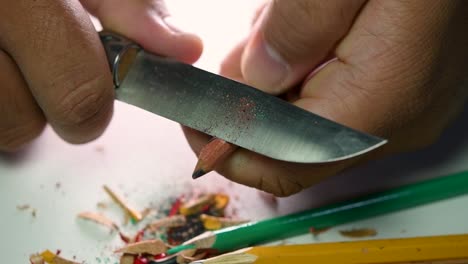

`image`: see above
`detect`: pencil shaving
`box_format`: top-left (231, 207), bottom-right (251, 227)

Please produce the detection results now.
top-left (146, 215), bottom-right (187, 232)
top-left (310, 227), bottom-right (331, 236)
top-left (52, 255), bottom-right (81, 264)
top-left (213, 194), bottom-right (229, 210)
top-left (180, 194), bottom-right (215, 216)
top-left (194, 250), bottom-right (257, 264)
top-left (17, 204), bottom-right (31, 211)
top-left (103, 185), bottom-right (142, 221)
top-left (141, 208), bottom-right (156, 219)
top-left (114, 239), bottom-right (167, 255)
top-left (29, 254), bottom-right (44, 264)
top-left (96, 202), bottom-right (108, 209)
top-left (200, 214), bottom-right (249, 230)
top-left (176, 249), bottom-right (197, 264)
top-left (77, 211), bottom-right (119, 231)
top-left (183, 232), bottom-right (216, 249)
top-left (33, 250), bottom-right (80, 264)
top-left (339, 228), bottom-right (378, 238)
top-left (119, 254), bottom-right (135, 264)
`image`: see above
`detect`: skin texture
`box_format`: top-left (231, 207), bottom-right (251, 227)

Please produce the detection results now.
top-left (0, 0), bottom-right (202, 151)
top-left (183, 0), bottom-right (468, 196)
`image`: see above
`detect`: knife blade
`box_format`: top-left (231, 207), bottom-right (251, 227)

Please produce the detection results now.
top-left (100, 31), bottom-right (386, 163)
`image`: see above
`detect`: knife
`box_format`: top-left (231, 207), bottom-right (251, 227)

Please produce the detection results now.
top-left (99, 31), bottom-right (387, 163)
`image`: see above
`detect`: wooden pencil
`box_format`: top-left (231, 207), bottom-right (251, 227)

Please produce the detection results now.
top-left (190, 233), bottom-right (468, 264)
top-left (168, 170), bottom-right (468, 255)
top-left (192, 138), bottom-right (238, 179)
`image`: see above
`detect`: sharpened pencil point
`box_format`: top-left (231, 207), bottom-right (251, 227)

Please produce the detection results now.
top-left (192, 169), bottom-right (207, 179)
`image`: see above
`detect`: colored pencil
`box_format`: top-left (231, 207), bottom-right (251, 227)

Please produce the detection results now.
top-left (191, 233), bottom-right (468, 264)
top-left (192, 138), bottom-right (238, 179)
top-left (167, 170), bottom-right (468, 254)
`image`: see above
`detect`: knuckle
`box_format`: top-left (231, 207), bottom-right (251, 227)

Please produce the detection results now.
top-left (49, 73), bottom-right (113, 130)
top-left (266, 1), bottom-right (315, 59)
top-left (0, 120), bottom-right (45, 152)
top-left (266, 0), bottom-right (354, 61)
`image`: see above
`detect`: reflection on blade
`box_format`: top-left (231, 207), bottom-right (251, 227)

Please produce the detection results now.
top-left (116, 51), bottom-right (386, 163)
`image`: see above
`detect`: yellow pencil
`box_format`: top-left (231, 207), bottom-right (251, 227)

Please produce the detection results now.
top-left (191, 233), bottom-right (468, 264)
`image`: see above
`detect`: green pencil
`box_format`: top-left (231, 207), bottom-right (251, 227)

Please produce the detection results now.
top-left (167, 170), bottom-right (468, 255)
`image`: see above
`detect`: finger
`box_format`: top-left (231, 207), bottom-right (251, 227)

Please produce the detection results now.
top-left (0, 0), bottom-right (114, 144)
top-left (218, 1), bottom-right (270, 82)
top-left (219, 38), bottom-right (249, 82)
top-left (0, 50), bottom-right (45, 152)
top-left (82, 0), bottom-right (203, 64)
top-left (299, 0), bottom-right (466, 153)
top-left (241, 0), bottom-right (366, 94)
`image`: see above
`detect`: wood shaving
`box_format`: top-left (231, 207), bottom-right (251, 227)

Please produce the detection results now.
top-left (339, 228), bottom-right (378, 238)
top-left (200, 214), bottom-right (249, 230)
top-left (115, 239), bottom-right (167, 255)
top-left (176, 249), bottom-right (208, 264)
top-left (310, 227), bottom-right (331, 236)
top-left (176, 249), bottom-right (197, 264)
top-left (103, 185), bottom-right (142, 221)
top-left (141, 208), bottom-right (156, 219)
top-left (179, 194), bottom-right (215, 216)
top-left (53, 255), bottom-right (81, 264)
top-left (77, 211), bottom-right (119, 231)
top-left (96, 202), bottom-right (108, 209)
top-left (30, 251), bottom-right (80, 264)
top-left (29, 254), bottom-right (45, 264)
top-left (119, 254), bottom-right (135, 264)
top-left (213, 194), bottom-right (229, 210)
top-left (17, 204), bottom-right (31, 211)
top-left (146, 215), bottom-right (187, 232)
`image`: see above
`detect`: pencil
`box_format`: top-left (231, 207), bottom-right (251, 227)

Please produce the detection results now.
top-left (191, 233), bottom-right (468, 264)
top-left (167, 170), bottom-right (468, 254)
top-left (192, 138), bottom-right (238, 179)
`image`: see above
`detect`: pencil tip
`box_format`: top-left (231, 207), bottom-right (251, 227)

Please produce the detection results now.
top-left (192, 169), bottom-right (207, 179)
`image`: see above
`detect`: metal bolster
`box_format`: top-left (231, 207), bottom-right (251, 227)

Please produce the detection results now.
top-left (99, 31), bottom-right (140, 88)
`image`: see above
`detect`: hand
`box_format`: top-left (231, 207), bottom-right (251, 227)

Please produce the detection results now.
top-left (0, 0), bottom-right (202, 151)
top-left (184, 0), bottom-right (468, 196)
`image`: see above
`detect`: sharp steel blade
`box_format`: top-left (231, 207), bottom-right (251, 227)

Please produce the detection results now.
top-left (114, 50), bottom-right (387, 163)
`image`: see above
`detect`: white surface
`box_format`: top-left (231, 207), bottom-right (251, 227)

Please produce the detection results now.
top-left (2, 1), bottom-right (468, 263)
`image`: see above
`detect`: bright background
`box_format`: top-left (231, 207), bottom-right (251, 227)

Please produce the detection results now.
top-left (1, 1), bottom-right (468, 263)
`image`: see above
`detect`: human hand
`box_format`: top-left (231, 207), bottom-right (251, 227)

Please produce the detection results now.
top-left (0, 0), bottom-right (202, 151)
top-left (184, 0), bottom-right (468, 196)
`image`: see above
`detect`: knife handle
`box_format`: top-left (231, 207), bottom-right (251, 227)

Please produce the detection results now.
top-left (99, 31), bottom-right (140, 88)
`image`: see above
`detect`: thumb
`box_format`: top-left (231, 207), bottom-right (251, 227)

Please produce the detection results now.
top-left (241, 0), bottom-right (365, 94)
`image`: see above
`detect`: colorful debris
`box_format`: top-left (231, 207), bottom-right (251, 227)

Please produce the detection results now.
top-left (77, 211), bottom-right (119, 231)
top-left (339, 228), bottom-right (378, 238)
top-left (115, 240), bottom-right (167, 255)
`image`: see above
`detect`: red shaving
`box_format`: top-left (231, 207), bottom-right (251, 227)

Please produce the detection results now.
top-left (133, 230), bottom-right (145, 242)
top-left (201, 204), bottom-right (210, 213)
top-left (168, 198), bottom-right (182, 216)
top-left (133, 256), bottom-right (149, 264)
top-left (153, 253), bottom-right (167, 260)
top-left (119, 232), bottom-right (131, 243)
top-left (56, 249), bottom-right (61, 255)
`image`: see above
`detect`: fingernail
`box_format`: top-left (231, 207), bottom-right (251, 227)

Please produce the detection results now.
top-left (304, 57), bottom-right (338, 83)
top-left (242, 34), bottom-right (289, 93)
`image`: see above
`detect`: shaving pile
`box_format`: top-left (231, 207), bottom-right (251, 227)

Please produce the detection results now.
top-left (30, 186), bottom-right (247, 264)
